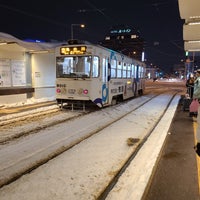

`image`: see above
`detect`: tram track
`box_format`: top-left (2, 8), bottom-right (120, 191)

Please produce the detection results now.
top-left (0, 94), bottom-right (158, 188)
top-left (0, 90), bottom-right (181, 200)
top-left (0, 107), bottom-right (87, 144)
top-left (0, 105), bottom-right (59, 126)
top-left (0, 92), bottom-right (178, 193)
top-left (0, 94), bottom-right (155, 144)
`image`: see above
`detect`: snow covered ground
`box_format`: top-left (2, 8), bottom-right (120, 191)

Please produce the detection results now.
top-left (0, 93), bottom-right (180, 200)
top-left (0, 96), bottom-right (56, 109)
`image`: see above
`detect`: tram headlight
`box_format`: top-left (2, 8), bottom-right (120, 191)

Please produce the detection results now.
top-left (83, 89), bottom-right (88, 94)
top-left (56, 88), bottom-right (61, 93)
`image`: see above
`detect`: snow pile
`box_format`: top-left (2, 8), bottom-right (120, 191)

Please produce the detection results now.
top-left (0, 96), bottom-right (55, 108)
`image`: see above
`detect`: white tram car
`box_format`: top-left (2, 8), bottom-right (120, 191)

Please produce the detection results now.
top-left (55, 40), bottom-right (146, 109)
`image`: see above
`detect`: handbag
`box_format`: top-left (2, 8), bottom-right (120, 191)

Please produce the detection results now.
top-left (189, 99), bottom-right (199, 113)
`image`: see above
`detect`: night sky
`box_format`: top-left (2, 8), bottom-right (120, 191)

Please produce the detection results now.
top-left (0, 0), bottom-right (185, 73)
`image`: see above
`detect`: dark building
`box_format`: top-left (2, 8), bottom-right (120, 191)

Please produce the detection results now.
top-left (99, 25), bottom-right (145, 61)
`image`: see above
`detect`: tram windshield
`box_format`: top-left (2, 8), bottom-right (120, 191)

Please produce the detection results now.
top-left (56, 56), bottom-right (93, 78)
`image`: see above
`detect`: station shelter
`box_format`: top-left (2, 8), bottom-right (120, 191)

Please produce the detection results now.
top-left (0, 32), bottom-right (62, 105)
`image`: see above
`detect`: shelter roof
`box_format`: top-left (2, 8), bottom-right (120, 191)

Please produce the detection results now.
top-left (0, 32), bottom-right (63, 52)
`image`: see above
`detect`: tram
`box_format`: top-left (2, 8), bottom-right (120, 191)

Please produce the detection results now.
top-left (55, 40), bottom-right (146, 109)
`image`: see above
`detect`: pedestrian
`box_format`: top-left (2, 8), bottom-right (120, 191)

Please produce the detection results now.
top-left (193, 69), bottom-right (200, 155)
top-left (186, 73), bottom-right (195, 98)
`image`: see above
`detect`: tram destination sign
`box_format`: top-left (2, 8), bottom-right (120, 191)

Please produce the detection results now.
top-left (60, 46), bottom-right (87, 55)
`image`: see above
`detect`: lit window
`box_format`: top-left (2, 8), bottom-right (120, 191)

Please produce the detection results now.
top-left (131, 35), bottom-right (137, 39)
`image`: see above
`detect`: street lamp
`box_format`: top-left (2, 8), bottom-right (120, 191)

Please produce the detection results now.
top-left (71, 24), bottom-right (85, 39)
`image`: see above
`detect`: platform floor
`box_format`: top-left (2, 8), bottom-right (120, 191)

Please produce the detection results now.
top-left (142, 102), bottom-right (200, 200)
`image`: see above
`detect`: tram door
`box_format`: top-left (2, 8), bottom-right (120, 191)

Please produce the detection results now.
top-left (102, 58), bottom-right (109, 104)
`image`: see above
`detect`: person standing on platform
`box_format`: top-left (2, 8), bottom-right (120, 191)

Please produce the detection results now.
top-left (193, 70), bottom-right (200, 155)
top-left (186, 73), bottom-right (195, 98)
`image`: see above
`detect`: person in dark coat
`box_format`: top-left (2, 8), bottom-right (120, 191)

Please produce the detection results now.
top-left (186, 73), bottom-right (195, 98)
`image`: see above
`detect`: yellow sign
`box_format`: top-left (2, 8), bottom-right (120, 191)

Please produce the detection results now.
top-left (60, 46), bottom-right (87, 55)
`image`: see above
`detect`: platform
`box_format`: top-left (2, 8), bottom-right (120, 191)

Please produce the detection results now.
top-left (142, 101), bottom-right (200, 200)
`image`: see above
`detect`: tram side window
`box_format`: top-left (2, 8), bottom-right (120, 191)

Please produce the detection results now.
top-left (111, 59), bottom-right (117, 78)
top-left (92, 56), bottom-right (99, 77)
top-left (127, 64), bottom-right (131, 78)
top-left (138, 66), bottom-right (144, 78)
top-left (131, 64), bottom-right (135, 78)
top-left (141, 66), bottom-right (145, 78)
top-left (102, 58), bottom-right (106, 82)
top-left (139, 66), bottom-right (141, 78)
top-left (117, 61), bottom-right (122, 78)
top-left (122, 63), bottom-right (127, 78)
top-left (134, 65), bottom-right (137, 78)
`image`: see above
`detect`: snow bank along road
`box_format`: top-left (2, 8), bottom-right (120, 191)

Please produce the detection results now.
top-left (0, 92), bottom-right (180, 200)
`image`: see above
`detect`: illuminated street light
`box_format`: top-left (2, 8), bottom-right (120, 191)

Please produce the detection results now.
top-left (71, 24), bottom-right (85, 39)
